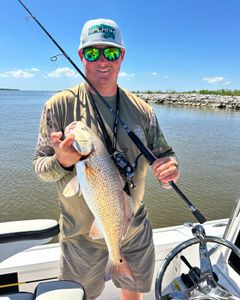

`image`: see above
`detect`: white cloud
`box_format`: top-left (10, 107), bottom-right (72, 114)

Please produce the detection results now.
top-left (28, 67), bottom-right (40, 72)
top-left (203, 76), bottom-right (224, 84)
top-left (203, 76), bottom-right (232, 86)
top-left (224, 80), bottom-right (232, 85)
top-left (0, 73), bottom-right (9, 78)
top-left (0, 69), bottom-right (35, 78)
top-left (152, 72), bottom-right (159, 76)
top-left (47, 67), bottom-right (79, 78)
top-left (119, 72), bottom-right (135, 78)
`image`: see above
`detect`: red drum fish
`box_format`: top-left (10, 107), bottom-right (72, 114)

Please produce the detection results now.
top-left (63, 121), bottom-right (134, 281)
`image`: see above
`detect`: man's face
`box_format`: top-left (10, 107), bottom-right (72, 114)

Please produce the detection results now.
top-left (79, 45), bottom-right (125, 91)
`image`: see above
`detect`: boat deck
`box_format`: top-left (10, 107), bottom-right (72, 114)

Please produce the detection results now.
top-left (0, 219), bottom-right (228, 299)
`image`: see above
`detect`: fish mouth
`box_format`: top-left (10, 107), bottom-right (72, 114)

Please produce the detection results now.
top-left (73, 140), bottom-right (93, 156)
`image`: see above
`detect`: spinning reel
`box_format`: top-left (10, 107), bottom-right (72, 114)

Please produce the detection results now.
top-left (155, 224), bottom-right (240, 300)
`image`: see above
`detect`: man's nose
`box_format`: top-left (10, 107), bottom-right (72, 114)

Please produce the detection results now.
top-left (99, 52), bottom-right (107, 62)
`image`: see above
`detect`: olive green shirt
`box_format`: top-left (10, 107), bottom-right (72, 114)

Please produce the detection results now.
top-left (33, 83), bottom-right (176, 246)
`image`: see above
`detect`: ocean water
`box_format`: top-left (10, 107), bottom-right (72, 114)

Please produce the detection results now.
top-left (0, 90), bottom-right (239, 229)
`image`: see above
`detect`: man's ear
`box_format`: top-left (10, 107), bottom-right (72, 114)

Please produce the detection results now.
top-left (121, 49), bottom-right (126, 61)
top-left (78, 49), bottom-right (84, 61)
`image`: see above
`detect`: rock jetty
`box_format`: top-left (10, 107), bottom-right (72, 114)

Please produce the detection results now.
top-left (136, 93), bottom-right (240, 110)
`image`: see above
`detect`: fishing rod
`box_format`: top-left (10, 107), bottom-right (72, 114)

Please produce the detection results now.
top-left (0, 277), bottom-right (57, 289)
top-left (17, 0), bottom-right (206, 224)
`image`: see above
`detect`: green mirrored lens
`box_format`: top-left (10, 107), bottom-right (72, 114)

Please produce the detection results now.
top-left (83, 47), bottom-right (121, 62)
top-left (104, 48), bottom-right (121, 61)
top-left (84, 48), bottom-right (100, 62)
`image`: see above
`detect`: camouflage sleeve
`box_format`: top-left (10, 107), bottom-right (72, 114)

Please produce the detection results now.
top-left (32, 104), bottom-right (71, 182)
top-left (146, 108), bottom-right (179, 165)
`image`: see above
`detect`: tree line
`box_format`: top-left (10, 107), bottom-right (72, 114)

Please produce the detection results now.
top-left (134, 89), bottom-right (240, 96)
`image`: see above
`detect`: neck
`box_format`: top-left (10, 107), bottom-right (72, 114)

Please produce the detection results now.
top-left (87, 83), bottom-right (118, 97)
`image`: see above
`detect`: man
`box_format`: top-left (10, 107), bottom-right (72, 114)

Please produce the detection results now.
top-left (33, 19), bottom-right (179, 300)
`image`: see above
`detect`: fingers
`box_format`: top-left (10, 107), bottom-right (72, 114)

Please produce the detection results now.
top-left (51, 132), bottom-right (74, 149)
top-left (50, 131), bottom-right (80, 168)
top-left (60, 134), bottom-right (75, 148)
top-left (152, 157), bottom-right (179, 184)
top-left (51, 131), bottom-right (63, 145)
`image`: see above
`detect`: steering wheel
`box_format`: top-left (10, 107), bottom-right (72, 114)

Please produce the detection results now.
top-left (155, 224), bottom-right (240, 300)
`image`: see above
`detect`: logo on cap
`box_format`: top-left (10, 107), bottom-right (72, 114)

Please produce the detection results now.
top-left (88, 24), bottom-right (115, 40)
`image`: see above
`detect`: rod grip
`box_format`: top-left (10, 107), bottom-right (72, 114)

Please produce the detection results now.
top-left (192, 209), bottom-right (207, 224)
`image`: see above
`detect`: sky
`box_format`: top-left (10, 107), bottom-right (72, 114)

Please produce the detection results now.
top-left (1, 0), bottom-right (240, 92)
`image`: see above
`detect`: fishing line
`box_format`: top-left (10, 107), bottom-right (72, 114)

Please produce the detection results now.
top-left (17, 0), bottom-right (206, 224)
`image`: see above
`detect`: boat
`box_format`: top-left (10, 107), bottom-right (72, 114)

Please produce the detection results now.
top-left (0, 195), bottom-right (239, 299)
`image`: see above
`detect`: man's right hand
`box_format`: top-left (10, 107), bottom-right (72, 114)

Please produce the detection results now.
top-left (51, 131), bottom-right (81, 168)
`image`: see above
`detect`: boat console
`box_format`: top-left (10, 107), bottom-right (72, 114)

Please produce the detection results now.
top-left (155, 196), bottom-right (240, 299)
top-left (229, 231), bottom-right (240, 275)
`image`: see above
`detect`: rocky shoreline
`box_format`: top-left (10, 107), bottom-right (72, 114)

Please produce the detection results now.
top-left (136, 93), bottom-right (240, 110)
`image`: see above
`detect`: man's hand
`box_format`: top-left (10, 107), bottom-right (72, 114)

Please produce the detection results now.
top-left (51, 131), bottom-right (81, 168)
top-left (152, 157), bottom-right (179, 187)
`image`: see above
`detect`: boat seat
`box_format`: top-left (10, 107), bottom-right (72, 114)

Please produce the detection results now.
top-left (0, 219), bottom-right (59, 263)
top-left (34, 280), bottom-right (86, 300)
top-left (0, 292), bottom-right (34, 300)
top-left (0, 280), bottom-right (86, 300)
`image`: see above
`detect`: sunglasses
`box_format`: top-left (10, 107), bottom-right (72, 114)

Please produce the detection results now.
top-left (82, 47), bottom-right (122, 62)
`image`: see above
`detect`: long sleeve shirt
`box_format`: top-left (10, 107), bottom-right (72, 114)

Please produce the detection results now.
top-left (33, 83), bottom-right (176, 245)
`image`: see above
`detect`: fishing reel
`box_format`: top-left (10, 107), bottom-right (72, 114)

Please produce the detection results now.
top-left (111, 150), bottom-right (137, 185)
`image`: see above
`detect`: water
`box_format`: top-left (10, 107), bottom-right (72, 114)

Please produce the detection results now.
top-left (0, 90), bottom-right (239, 229)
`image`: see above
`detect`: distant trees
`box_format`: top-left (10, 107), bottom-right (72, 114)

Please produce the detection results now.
top-left (198, 89), bottom-right (240, 96)
top-left (133, 89), bottom-right (240, 96)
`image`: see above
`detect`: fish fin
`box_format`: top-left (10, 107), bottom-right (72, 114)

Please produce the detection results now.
top-left (84, 162), bottom-right (98, 181)
top-left (62, 176), bottom-right (81, 197)
top-left (89, 219), bottom-right (104, 240)
top-left (121, 194), bottom-right (134, 239)
top-left (104, 254), bottom-right (135, 282)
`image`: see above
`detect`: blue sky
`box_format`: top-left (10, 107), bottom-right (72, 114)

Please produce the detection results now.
top-left (1, 0), bottom-right (240, 92)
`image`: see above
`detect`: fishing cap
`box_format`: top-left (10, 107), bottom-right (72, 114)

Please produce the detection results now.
top-left (79, 18), bottom-right (125, 50)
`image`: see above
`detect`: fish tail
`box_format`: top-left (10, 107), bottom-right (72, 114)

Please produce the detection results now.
top-left (104, 255), bottom-right (135, 282)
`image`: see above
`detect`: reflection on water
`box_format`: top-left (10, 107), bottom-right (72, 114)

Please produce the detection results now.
top-left (0, 91), bottom-right (239, 229)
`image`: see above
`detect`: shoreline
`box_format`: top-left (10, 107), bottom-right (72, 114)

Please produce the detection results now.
top-left (1, 89), bottom-right (240, 110)
top-left (136, 93), bottom-right (240, 110)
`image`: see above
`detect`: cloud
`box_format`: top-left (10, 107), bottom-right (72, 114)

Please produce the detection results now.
top-left (152, 72), bottom-right (159, 76)
top-left (25, 67), bottom-right (40, 72)
top-left (31, 68), bottom-right (40, 72)
top-left (47, 67), bottom-right (79, 78)
top-left (224, 80), bottom-right (232, 85)
top-left (0, 69), bottom-right (35, 78)
top-left (119, 72), bottom-right (135, 78)
top-left (203, 76), bottom-right (225, 84)
top-left (0, 73), bottom-right (9, 78)
top-left (203, 76), bottom-right (232, 86)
